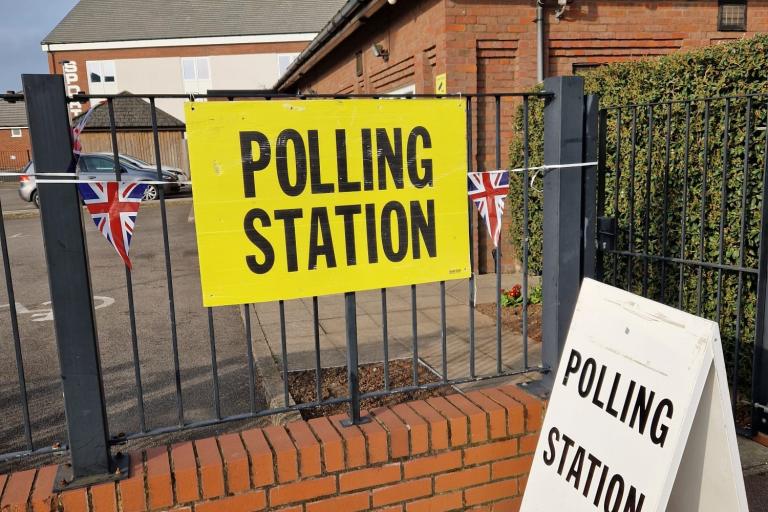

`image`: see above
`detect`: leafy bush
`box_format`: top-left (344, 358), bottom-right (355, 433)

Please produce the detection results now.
top-left (508, 35), bottom-right (768, 410)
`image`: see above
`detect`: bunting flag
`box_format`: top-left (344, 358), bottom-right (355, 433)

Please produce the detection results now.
top-left (71, 107), bottom-right (95, 156)
top-left (468, 170), bottom-right (510, 247)
top-left (77, 181), bottom-right (148, 269)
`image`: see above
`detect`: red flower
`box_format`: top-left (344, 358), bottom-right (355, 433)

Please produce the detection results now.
top-left (510, 284), bottom-right (522, 298)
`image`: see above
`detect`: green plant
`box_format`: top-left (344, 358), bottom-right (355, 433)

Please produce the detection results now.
top-left (500, 284), bottom-right (542, 307)
top-left (508, 34), bottom-right (768, 406)
top-left (501, 284), bottom-right (523, 307)
top-left (528, 285), bottom-right (542, 305)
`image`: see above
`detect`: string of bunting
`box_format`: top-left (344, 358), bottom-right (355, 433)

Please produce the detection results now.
top-left (468, 161), bottom-right (598, 247)
top-left (9, 158), bottom-right (595, 268)
top-left (0, 174), bottom-right (192, 186)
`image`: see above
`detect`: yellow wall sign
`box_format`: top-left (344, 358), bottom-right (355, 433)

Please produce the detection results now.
top-left (186, 99), bottom-right (470, 306)
top-left (435, 73), bottom-right (447, 94)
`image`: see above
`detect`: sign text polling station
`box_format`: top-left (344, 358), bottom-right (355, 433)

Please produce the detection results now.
top-left (186, 100), bottom-right (470, 306)
top-left (521, 280), bottom-right (749, 512)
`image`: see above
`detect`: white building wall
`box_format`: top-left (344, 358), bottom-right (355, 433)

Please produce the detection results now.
top-left (114, 57), bottom-right (186, 120)
top-left (209, 54), bottom-right (282, 90)
top-left (107, 52), bottom-right (298, 121)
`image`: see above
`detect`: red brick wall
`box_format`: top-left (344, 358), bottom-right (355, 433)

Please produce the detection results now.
top-left (292, 0), bottom-right (446, 95)
top-left (290, 0), bottom-right (768, 273)
top-left (0, 128), bottom-right (31, 171)
top-left (0, 384), bottom-right (545, 511)
top-left (543, 1), bottom-right (768, 77)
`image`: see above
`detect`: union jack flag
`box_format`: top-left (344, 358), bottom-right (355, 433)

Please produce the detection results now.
top-left (468, 171), bottom-right (510, 248)
top-left (71, 107), bottom-right (95, 157)
top-left (78, 181), bottom-right (148, 269)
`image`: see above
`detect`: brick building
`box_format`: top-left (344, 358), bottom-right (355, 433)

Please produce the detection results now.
top-left (0, 101), bottom-right (30, 172)
top-left (42, 0), bottom-right (345, 120)
top-left (276, 0), bottom-right (765, 273)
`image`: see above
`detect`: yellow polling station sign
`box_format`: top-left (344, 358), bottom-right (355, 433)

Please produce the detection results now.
top-left (186, 99), bottom-right (470, 306)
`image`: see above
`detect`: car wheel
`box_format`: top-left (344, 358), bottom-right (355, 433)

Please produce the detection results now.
top-left (142, 184), bottom-right (159, 201)
top-left (32, 191), bottom-right (40, 209)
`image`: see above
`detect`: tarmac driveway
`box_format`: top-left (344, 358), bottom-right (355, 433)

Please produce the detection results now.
top-left (0, 196), bottom-right (266, 461)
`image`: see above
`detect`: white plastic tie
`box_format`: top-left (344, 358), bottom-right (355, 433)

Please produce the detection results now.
top-left (486, 161), bottom-right (599, 193)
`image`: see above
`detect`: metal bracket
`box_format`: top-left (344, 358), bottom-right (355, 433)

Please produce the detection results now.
top-left (341, 415), bottom-right (372, 427)
top-left (53, 452), bottom-right (130, 492)
top-left (597, 216), bottom-right (617, 252)
top-left (755, 403), bottom-right (768, 433)
top-left (518, 379), bottom-right (552, 400)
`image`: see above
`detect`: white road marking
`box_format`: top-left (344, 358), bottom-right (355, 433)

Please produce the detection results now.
top-left (0, 296), bottom-right (115, 322)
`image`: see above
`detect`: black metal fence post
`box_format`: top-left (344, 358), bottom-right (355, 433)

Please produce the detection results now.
top-left (582, 94), bottom-right (599, 279)
top-left (752, 120), bottom-right (768, 436)
top-left (342, 292), bottom-right (371, 426)
top-left (595, 108), bottom-right (609, 281)
top-left (22, 74), bottom-right (128, 488)
top-left (541, 76), bottom-right (586, 387)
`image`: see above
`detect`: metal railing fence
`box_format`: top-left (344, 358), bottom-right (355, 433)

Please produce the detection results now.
top-left (0, 84), bottom-right (559, 476)
top-left (596, 94), bottom-right (768, 436)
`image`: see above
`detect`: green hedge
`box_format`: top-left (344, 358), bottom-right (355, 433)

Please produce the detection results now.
top-left (508, 35), bottom-right (768, 408)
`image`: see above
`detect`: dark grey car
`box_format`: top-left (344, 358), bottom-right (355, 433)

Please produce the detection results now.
top-left (19, 154), bottom-right (181, 207)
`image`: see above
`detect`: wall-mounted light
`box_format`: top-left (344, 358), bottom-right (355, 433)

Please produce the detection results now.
top-left (371, 43), bottom-right (389, 62)
top-left (555, 0), bottom-right (572, 19)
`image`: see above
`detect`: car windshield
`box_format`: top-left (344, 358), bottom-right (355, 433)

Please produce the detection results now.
top-left (24, 162), bottom-right (35, 174)
top-left (119, 155), bottom-right (152, 168)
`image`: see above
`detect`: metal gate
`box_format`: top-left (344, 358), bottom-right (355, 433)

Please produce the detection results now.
top-left (596, 94), bottom-right (768, 437)
top-left (1, 74), bottom-right (597, 484)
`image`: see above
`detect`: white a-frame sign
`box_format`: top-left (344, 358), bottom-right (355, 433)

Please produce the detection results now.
top-left (521, 279), bottom-right (748, 512)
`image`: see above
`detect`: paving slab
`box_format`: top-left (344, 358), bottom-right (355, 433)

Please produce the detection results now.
top-left (252, 274), bottom-right (541, 381)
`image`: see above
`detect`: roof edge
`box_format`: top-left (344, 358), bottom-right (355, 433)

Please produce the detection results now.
top-left (41, 32), bottom-right (317, 51)
top-left (275, 0), bottom-right (390, 91)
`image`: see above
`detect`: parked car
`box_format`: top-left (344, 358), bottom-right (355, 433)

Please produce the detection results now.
top-left (19, 154), bottom-right (181, 208)
top-left (93, 152), bottom-right (189, 183)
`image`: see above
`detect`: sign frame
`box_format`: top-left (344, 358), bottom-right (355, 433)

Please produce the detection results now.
top-left (185, 98), bottom-right (471, 306)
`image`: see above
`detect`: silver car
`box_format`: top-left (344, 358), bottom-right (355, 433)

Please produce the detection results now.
top-left (93, 152), bottom-right (189, 183)
top-left (19, 154), bottom-right (181, 208)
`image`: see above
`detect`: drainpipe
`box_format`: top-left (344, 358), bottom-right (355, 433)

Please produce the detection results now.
top-left (536, 0), bottom-right (545, 83)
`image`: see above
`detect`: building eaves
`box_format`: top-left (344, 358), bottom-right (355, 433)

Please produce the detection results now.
top-left (275, 0), bottom-right (392, 91)
top-left (42, 0), bottom-right (346, 45)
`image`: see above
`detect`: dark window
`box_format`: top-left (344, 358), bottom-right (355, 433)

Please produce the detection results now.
top-left (719, 0), bottom-right (747, 31)
top-left (82, 156), bottom-right (117, 173)
top-left (356, 51), bottom-right (363, 77)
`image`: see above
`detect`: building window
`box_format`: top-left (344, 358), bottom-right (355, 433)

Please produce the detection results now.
top-left (86, 61), bottom-right (118, 96)
top-left (10, 128), bottom-right (22, 138)
top-left (719, 0), bottom-right (747, 31)
top-left (181, 57), bottom-right (212, 94)
top-left (277, 54), bottom-right (298, 77)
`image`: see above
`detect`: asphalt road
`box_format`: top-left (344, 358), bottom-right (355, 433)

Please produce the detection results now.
top-left (0, 192), bottom-right (266, 462)
top-left (0, 182), bottom-right (37, 212)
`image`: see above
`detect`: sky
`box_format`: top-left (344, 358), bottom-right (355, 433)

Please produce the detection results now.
top-left (0, 0), bottom-right (79, 92)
